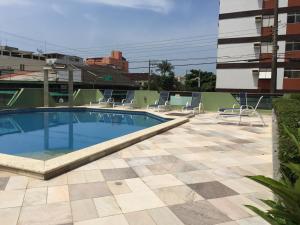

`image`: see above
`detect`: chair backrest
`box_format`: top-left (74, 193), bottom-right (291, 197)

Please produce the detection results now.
top-left (190, 92), bottom-right (202, 107)
top-left (239, 92), bottom-right (247, 106)
top-left (158, 91), bottom-right (169, 105)
top-left (254, 96), bottom-right (264, 111)
top-left (102, 89), bottom-right (113, 101)
top-left (124, 90), bottom-right (135, 104)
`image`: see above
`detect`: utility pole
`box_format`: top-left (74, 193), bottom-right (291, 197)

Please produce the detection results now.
top-left (148, 60), bottom-right (151, 90)
top-left (198, 69), bottom-right (201, 89)
top-left (271, 0), bottom-right (279, 93)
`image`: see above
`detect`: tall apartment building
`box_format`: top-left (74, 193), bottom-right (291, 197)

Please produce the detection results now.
top-left (86, 51), bottom-right (129, 73)
top-left (216, 0), bottom-right (300, 92)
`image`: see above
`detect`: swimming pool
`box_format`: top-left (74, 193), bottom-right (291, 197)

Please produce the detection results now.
top-left (0, 108), bottom-right (168, 160)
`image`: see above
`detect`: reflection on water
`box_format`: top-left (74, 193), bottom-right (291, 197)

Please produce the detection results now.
top-left (0, 110), bottom-right (165, 160)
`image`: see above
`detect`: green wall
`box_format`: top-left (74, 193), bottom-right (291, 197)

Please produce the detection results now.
top-left (8, 88), bottom-right (56, 108)
top-left (133, 90), bottom-right (159, 108)
top-left (202, 92), bottom-right (237, 112)
top-left (73, 89), bottom-right (103, 106)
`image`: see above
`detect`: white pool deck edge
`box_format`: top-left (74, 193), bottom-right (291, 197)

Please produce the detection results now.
top-left (0, 107), bottom-right (189, 180)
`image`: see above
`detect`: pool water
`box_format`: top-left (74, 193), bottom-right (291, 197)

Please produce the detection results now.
top-left (0, 109), bottom-right (167, 160)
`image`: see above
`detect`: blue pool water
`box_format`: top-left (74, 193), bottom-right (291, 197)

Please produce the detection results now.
top-left (0, 109), bottom-right (167, 160)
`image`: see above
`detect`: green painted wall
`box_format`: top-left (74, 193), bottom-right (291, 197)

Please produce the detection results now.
top-left (8, 88), bottom-right (56, 108)
top-left (133, 90), bottom-right (159, 108)
top-left (202, 92), bottom-right (237, 112)
top-left (73, 89), bottom-right (103, 106)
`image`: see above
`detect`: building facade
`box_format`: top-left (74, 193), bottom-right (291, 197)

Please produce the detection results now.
top-left (216, 0), bottom-right (300, 92)
top-left (44, 53), bottom-right (84, 67)
top-left (86, 51), bottom-right (129, 73)
top-left (0, 46), bottom-right (46, 72)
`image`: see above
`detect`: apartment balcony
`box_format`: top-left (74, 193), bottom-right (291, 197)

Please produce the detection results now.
top-left (285, 51), bottom-right (300, 62)
top-left (261, 27), bottom-right (273, 37)
top-left (258, 79), bottom-right (271, 90)
top-left (287, 23), bottom-right (300, 35)
top-left (283, 78), bottom-right (300, 90)
top-left (263, 0), bottom-right (275, 9)
top-left (289, 0), bottom-right (300, 7)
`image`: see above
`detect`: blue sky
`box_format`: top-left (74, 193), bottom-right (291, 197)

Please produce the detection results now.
top-left (0, 0), bottom-right (219, 74)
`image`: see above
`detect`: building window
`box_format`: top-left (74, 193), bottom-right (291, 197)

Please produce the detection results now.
top-left (286, 42), bottom-right (300, 51)
top-left (259, 69), bottom-right (272, 79)
top-left (261, 42), bottom-right (273, 53)
top-left (285, 70), bottom-right (300, 78)
top-left (262, 15), bottom-right (274, 27)
top-left (287, 12), bottom-right (300, 23)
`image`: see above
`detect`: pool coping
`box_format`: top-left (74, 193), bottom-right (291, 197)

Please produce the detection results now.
top-left (0, 107), bottom-right (189, 180)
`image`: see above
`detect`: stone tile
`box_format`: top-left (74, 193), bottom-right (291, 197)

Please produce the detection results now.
top-left (107, 180), bottom-right (132, 195)
top-left (154, 185), bottom-right (203, 206)
top-left (126, 157), bottom-right (154, 167)
top-left (47, 185), bottom-right (70, 203)
top-left (115, 190), bottom-right (164, 213)
top-left (71, 199), bottom-right (98, 222)
top-left (148, 207), bottom-right (184, 225)
top-left (170, 201), bottom-right (231, 225)
top-left (23, 187), bottom-right (47, 206)
top-left (0, 207), bottom-right (20, 225)
top-left (147, 162), bottom-right (197, 175)
top-left (132, 166), bottom-right (153, 177)
top-left (125, 211), bottom-right (156, 225)
top-left (74, 214), bottom-right (129, 225)
top-left (112, 159), bottom-right (129, 168)
top-left (5, 176), bottom-right (28, 190)
top-left (175, 170), bottom-right (217, 184)
top-left (97, 160), bottom-right (115, 170)
top-left (237, 216), bottom-right (270, 225)
top-left (84, 170), bottom-right (104, 183)
top-left (125, 178), bottom-right (151, 193)
top-left (94, 196), bottom-right (122, 217)
top-left (69, 182), bottom-right (112, 201)
top-left (188, 181), bottom-right (238, 199)
top-left (0, 177), bottom-right (9, 190)
top-left (68, 171), bottom-right (86, 185)
top-left (18, 202), bottom-right (72, 225)
top-left (102, 168), bottom-right (138, 181)
top-left (0, 190), bottom-right (25, 208)
top-left (209, 197), bottom-right (251, 220)
top-left (142, 174), bottom-right (183, 189)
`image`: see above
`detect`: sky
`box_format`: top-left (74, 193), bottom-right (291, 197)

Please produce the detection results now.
top-left (0, 0), bottom-right (220, 74)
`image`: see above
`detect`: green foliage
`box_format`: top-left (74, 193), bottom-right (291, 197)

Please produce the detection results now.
top-left (156, 60), bottom-right (174, 76)
top-left (290, 94), bottom-right (300, 102)
top-left (273, 98), bottom-right (300, 182)
top-left (184, 69), bottom-right (216, 92)
top-left (246, 126), bottom-right (300, 225)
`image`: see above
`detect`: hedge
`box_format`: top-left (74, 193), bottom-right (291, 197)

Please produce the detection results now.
top-left (273, 98), bottom-right (300, 181)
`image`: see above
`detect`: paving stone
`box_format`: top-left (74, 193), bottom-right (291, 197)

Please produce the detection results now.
top-left (0, 177), bottom-right (9, 190)
top-left (125, 211), bottom-right (156, 225)
top-left (0, 190), bottom-right (25, 208)
top-left (74, 214), bottom-right (129, 225)
top-left (142, 174), bottom-right (183, 189)
top-left (0, 207), bottom-right (20, 225)
top-left (170, 201), bottom-right (232, 225)
top-left (69, 182), bottom-right (112, 201)
top-left (71, 199), bottom-right (98, 222)
top-left (18, 202), bottom-right (72, 225)
top-left (148, 207), bottom-right (184, 225)
top-left (47, 185), bottom-right (70, 203)
top-left (107, 180), bottom-right (132, 195)
top-left (5, 176), bottom-right (28, 190)
top-left (115, 190), bottom-right (165, 213)
top-left (23, 187), bottom-right (47, 206)
top-left (154, 185), bottom-right (203, 206)
top-left (94, 196), bottom-right (122, 217)
top-left (102, 168), bottom-right (138, 181)
top-left (188, 181), bottom-right (238, 199)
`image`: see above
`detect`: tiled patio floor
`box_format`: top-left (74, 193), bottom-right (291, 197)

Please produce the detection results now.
top-left (0, 113), bottom-right (273, 225)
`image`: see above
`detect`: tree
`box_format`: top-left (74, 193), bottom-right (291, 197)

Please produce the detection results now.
top-left (156, 60), bottom-right (174, 76)
top-left (185, 69), bottom-right (216, 92)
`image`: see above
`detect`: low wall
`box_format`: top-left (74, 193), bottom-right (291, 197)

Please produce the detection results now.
top-left (202, 92), bottom-right (238, 111)
top-left (133, 90), bottom-right (159, 108)
top-left (8, 88), bottom-right (56, 108)
top-left (73, 89), bottom-right (103, 106)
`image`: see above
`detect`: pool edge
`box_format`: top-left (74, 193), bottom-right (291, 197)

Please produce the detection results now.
top-left (0, 108), bottom-right (189, 180)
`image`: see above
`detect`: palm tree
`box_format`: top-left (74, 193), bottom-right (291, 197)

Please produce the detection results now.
top-left (156, 60), bottom-right (174, 76)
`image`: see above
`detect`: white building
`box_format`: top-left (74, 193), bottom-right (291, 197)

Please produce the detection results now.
top-left (216, 0), bottom-right (300, 92)
top-left (44, 53), bottom-right (84, 67)
top-left (0, 46), bottom-right (46, 72)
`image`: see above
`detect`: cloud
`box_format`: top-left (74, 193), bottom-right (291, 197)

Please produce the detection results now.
top-left (79, 0), bottom-right (175, 13)
top-left (0, 0), bottom-right (31, 6)
top-left (51, 3), bottom-right (66, 16)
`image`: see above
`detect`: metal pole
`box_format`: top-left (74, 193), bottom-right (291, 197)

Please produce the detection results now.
top-left (148, 60), bottom-right (151, 90)
top-left (68, 68), bottom-right (74, 107)
top-left (43, 68), bottom-right (49, 107)
top-left (271, 0), bottom-right (279, 93)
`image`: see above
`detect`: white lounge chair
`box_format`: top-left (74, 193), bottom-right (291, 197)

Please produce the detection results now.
top-left (148, 91), bottom-right (170, 112)
top-left (217, 96), bottom-right (266, 126)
